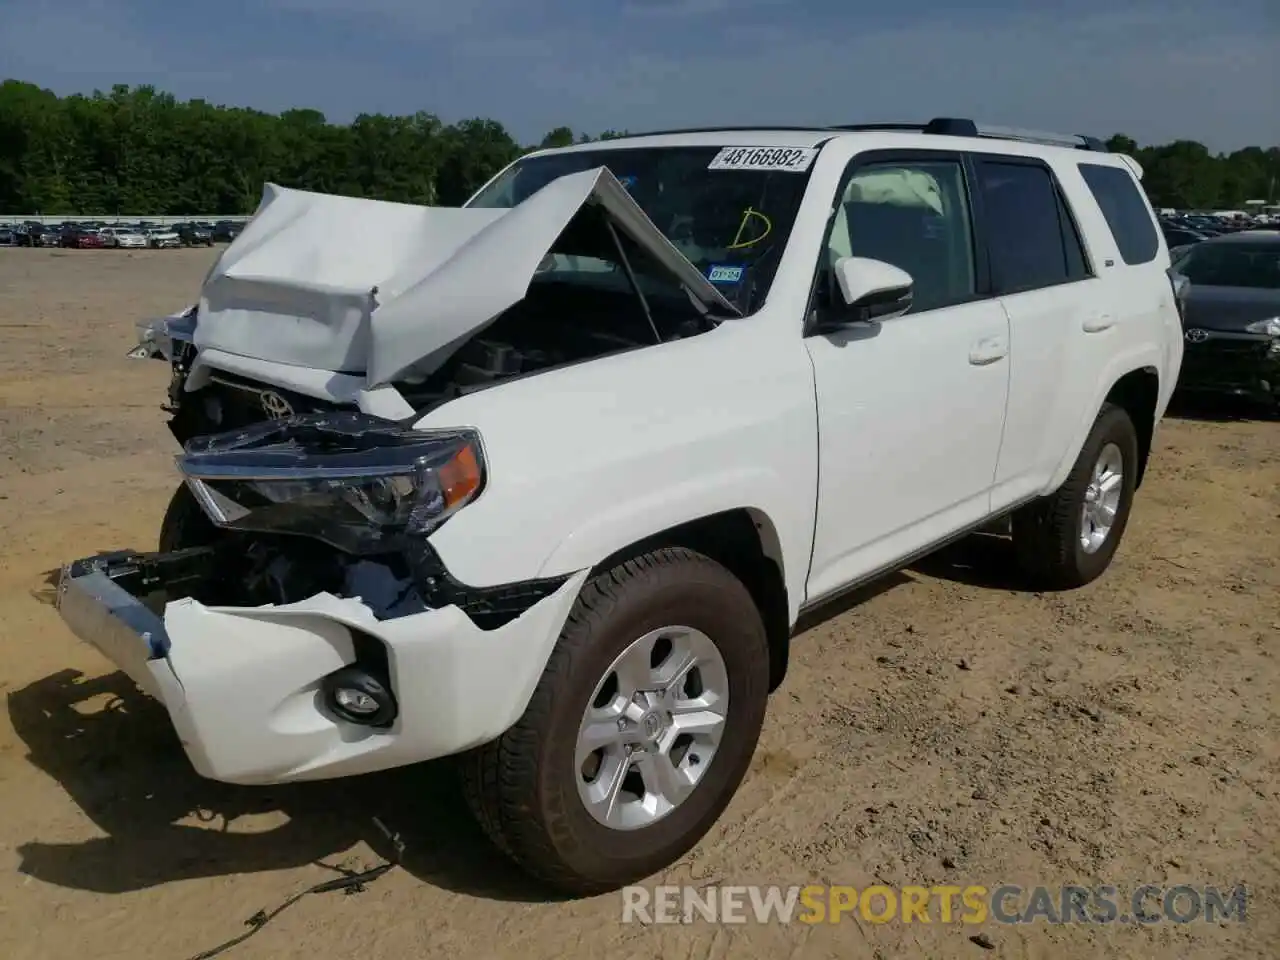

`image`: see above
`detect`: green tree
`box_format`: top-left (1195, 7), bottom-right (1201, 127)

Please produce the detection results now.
top-left (0, 79), bottom-right (1275, 214)
top-left (539, 126), bottom-right (576, 149)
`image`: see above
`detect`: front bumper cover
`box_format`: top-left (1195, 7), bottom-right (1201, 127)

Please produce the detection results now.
top-left (1178, 329), bottom-right (1280, 402)
top-left (56, 550), bottom-right (588, 785)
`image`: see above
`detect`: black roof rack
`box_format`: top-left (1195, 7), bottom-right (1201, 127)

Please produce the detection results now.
top-left (616, 118), bottom-right (1109, 152)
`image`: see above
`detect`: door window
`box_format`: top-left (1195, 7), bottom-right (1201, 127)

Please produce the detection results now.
top-left (1078, 162), bottom-right (1160, 265)
top-left (976, 161), bottom-right (1090, 294)
top-left (825, 160), bottom-right (977, 313)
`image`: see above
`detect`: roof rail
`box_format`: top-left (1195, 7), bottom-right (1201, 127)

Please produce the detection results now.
top-left (832, 117), bottom-right (1109, 152)
top-left (598, 125), bottom-right (840, 139)
top-left (581, 119), bottom-right (1109, 152)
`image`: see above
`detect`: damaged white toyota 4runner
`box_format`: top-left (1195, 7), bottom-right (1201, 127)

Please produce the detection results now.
top-left (58, 118), bottom-right (1185, 894)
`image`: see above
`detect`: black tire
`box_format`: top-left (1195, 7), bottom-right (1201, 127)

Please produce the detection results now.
top-left (1012, 402), bottom-right (1139, 589)
top-left (158, 482), bottom-right (220, 552)
top-left (459, 546), bottom-right (771, 895)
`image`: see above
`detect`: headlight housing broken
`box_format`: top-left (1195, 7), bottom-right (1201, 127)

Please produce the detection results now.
top-left (1244, 317), bottom-right (1280, 338)
top-left (177, 411), bottom-right (485, 555)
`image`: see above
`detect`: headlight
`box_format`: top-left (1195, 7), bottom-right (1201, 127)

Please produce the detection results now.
top-left (178, 412), bottom-right (485, 555)
top-left (1244, 317), bottom-right (1280, 337)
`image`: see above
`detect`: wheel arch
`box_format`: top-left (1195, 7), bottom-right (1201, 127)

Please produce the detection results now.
top-left (587, 508), bottom-right (793, 693)
top-left (1047, 359), bottom-right (1161, 494)
top-left (1104, 366), bottom-right (1160, 488)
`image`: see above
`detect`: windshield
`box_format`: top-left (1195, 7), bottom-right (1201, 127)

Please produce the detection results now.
top-left (1178, 242), bottom-right (1280, 289)
top-left (467, 145), bottom-right (816, 312)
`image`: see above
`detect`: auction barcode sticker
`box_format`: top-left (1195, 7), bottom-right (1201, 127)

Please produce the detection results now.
top-left (708, 146), bottom-right (818, 173)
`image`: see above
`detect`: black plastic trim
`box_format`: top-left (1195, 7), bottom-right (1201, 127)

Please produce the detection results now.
top-left (402, 540), bottom-right (572, 631)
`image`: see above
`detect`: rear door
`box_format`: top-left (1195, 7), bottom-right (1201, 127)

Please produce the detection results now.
top-left (971, 154), bottom-right (1101, 509)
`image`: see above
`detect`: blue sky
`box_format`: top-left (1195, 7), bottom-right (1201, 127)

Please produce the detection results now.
top-left (1, 0), bottom-right (1275, 151)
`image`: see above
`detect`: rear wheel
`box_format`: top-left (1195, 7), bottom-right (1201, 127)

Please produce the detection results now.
top-left (1012, 402), bottom-right (1139, 589)
top-left (460, 547), bottom-right (771, 895)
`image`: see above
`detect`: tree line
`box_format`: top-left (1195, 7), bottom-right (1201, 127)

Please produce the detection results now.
top-left (0, 79), bottom-right (1276, 215)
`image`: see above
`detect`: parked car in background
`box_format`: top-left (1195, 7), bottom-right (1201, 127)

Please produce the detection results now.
top-left (211, 220), bottom-right (244, 242)
top-left (146, 227), bottom-right (182, 249)
top-left (59, 225), bottom-right (105, 249)
top-left (1160, 223), bottom-right (1209, 250)
top-left (101, 226), bottom-right (149, 249)
top-left (17, 224), bottom-right (60, 247)
top-left (175, 222), bottom-right (214, 246)
top-left (0, 227), bottom-right (14, 246)
top-left (1174, 230), bottom-right (1280, 410)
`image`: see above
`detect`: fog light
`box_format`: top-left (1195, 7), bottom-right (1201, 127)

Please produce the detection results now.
top-left (335, 688), bottom-right (379, 714)
top-left (321, 665), bottom-right (398, 727)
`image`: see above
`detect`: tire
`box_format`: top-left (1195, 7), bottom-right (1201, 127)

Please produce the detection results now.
top-left (1012, 402), bottom-right (1139, 589)
top-left (158, 482), bottom-right (220, 552)
top-left (459, 546), bottom-right (771, 895)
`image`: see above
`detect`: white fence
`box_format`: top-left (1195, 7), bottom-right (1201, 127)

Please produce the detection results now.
top-left (0, 215), bottom-right (248, 227)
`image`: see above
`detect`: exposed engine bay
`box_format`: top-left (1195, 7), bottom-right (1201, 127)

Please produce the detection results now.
top-left (144, 196), bottom-right (721, 619)
top-left (400, 274), bottom-right (714, 404)
top-left (166, 268), bottom-right (717, 444)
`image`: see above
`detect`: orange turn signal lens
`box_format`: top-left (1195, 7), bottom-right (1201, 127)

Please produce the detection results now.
top-left (438, 442), bottom-right (483, 509)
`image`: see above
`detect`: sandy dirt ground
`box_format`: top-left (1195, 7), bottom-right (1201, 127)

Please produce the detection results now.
top-left (0, 247), bottom-right (1276, 960)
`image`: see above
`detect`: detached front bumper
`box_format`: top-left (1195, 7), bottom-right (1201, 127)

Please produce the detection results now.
top-left (56, 550), bottom-right (587, 785)
top-left (1178, 330), bottom-right (1280, 403)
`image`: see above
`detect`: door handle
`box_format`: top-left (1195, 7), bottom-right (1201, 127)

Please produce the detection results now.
top-left (969, 336), bottom-right (1008, 366)
top-left (1083, 314), bottom-right (1115, 333)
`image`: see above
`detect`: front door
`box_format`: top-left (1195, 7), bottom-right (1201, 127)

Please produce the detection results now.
top-left (803, 153), bottom-right (1011, 604)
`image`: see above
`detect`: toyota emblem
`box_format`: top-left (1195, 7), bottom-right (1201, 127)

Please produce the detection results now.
top-left (259, 390), bottom-right (295, 419)
top-left (1184, 328), bottom-right (1209, 344)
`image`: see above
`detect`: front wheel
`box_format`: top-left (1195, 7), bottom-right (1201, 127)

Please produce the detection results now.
top-left (460, 547), bottom-right (771, 895)
top-left (159, 482), bottom-right (220, 552)
top-left (1012, 402), bottom-right (1139, 589)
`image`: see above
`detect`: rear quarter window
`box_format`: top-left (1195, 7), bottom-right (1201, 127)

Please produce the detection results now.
top-left (1078, 162), bottom-right (1160, 265)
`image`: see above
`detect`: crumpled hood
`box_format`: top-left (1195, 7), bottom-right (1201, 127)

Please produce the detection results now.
top-left (195, 170), bottom-right (740, 387)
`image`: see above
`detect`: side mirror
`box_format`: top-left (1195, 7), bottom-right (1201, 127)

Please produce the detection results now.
top-left (816, 257), bottom-right (914, 332)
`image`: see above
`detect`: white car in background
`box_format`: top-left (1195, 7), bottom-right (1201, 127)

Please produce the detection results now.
top-left (145, 227), bottom-right (182, 249)
top-left (101, 227), bottom-right (148, 249)
top-left (58, 117), bottom-right (1185, 896)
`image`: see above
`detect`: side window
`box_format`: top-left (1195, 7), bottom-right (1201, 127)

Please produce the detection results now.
top-left (977, 160), bottom-right (1089, 294)
top-left (826, 160), bottom-right (976, 313)
top-left (1078, 162), bottom-right (1159, 265)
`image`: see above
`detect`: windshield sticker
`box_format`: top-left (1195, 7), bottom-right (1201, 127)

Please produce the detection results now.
top-left (728, 207), bottom-right (772, 249)
top-left (707, 264), bottom-right (745, 285)
top-left (617, 175), bottom-right (638, 191)
top-left (708, 146), bottom-right (818, 173)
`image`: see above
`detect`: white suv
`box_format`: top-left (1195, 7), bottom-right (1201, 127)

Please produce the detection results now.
top-left (57, 118), bottom-right (1184, 895)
